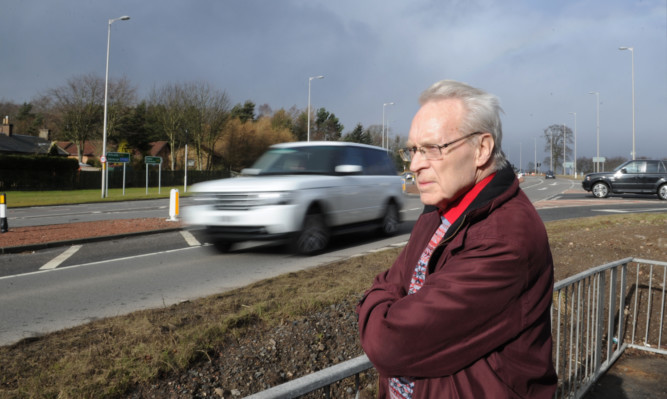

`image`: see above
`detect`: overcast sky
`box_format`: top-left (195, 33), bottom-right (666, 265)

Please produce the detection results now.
top-left (1, 0), bottom-right (666, 167)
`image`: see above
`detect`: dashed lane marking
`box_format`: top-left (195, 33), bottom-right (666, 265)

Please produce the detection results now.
top-left (40, 245), bottom-right (82, 270)
top-left (180, 230), bottom-right (201, 247)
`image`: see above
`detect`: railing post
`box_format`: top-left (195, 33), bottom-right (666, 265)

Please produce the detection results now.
top-left (595, 271), bottom-right (606, 373)
top-left (607, 267), bottom-right (618, 359)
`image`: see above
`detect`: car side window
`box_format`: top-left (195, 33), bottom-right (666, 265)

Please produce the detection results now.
top-left (339, 147), bottom-right (364, 170)
top-left (363, 148), bottom-right (395, 176)
top-left (659, 162), bottom-right (667, 173)
top-left (645, 161), bottom-right (658, 173)
top-left (624, 161), bottom-right (646, 173)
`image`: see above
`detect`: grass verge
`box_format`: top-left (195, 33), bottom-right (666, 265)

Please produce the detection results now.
top-left (0, 213), bottom-right (665, 398)
top-left (3, 188), bottom-right (190, 208)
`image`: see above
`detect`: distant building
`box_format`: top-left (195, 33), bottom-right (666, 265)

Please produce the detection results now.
top-left (57, 140), bottom-right (99, 165)
top-left (0, 116), bottom-right (68, 156)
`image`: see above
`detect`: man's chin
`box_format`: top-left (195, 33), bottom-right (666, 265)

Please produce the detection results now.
top-left (418, 193), bottom-right (440, 207)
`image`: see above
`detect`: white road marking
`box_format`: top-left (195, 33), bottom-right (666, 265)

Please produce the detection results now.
top-left (180, 230), bottom-right (201, 247)
top-left (593, 208), bottom-right (667, 214)
top-left (40, 245), bottom-right (82, 270)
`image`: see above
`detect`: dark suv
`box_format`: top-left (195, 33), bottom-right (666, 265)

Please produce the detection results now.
top-left (582, 159), bottom-right (667, 200)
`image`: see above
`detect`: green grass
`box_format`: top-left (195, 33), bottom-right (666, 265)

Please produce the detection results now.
top-left (3, 187), bottom-right (192, 208)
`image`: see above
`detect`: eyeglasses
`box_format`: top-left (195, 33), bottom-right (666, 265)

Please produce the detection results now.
top-left (399, 132), bottom-right (483, 162)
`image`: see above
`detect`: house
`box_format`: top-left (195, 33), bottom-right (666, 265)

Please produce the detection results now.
top-left (57, 140), bottom-right (99, 165)
top-left (0, 116), bottom-right (69, 156)
top-left (132, 141), bottom-right (171, 166)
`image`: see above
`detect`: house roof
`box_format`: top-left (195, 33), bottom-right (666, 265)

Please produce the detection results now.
top-left (57, 141), bottom-right (98, 157)
top-left (0, 134), bottom-right (69, 156)
top-left (149, 141), bottom-right (169, 156)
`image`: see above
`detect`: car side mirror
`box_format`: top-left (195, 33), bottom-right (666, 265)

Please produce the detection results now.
top-left (335, 164), bottom-right (362, 174)
top-left (620, 168), bottom-right (627, 174)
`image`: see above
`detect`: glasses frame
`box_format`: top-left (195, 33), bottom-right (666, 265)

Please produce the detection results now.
top-left (399, 131), bottom-right (483, 162)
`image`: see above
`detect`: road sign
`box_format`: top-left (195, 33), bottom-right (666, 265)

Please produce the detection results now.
top-left (593, 157), bottom-right (606, 163)
top-left (145, 156), bottom-right (162, 164)
top-left (563, 162), bottom-right (574, 168)
top-left (106, 152), bottom-right (131, 163)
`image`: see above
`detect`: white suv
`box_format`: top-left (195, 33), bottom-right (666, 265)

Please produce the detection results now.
top-left (183, 141), bottom-right (405, 255)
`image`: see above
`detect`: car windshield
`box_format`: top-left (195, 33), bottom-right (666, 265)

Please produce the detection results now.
top-left (245, 146), bottom-right (338, 176)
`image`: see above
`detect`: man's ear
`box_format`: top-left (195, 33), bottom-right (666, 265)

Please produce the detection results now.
top-left (475, 133), bottom-right (494, 167)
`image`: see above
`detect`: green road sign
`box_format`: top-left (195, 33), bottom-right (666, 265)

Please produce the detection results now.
top-left (145, 156), bottom-right (162, 164)
top-left (106, 152), bottom-right (131, 163)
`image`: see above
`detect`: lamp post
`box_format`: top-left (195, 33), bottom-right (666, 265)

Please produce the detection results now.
top-left (101, 15), bottom-right (130, 198)
top-left (307, 75), bottom-right (324, 142)
top-left (534, 138), bottom-right (537, 175)
top-left (588, 91), bottom-right (600, 172)
top-left (569, 112), bottom-right (577, 177)
top-left (562, 123), bottom-right (566, 175)
top-left (619, 46), bottom-right (635, 160)
top-left (550, 131), bottom-right (553, 173)
top-left (382, 102), bottom-right (394, 150)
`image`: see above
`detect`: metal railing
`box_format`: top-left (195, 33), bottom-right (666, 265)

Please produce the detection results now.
top-left (245, 258), bottom-right (667, 399)
top-left (553, 257), bottom-right (667, 398)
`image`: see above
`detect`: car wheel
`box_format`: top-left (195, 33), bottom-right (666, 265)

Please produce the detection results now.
top-left (378, 202), bottom-right (400, 236)
top-left (212, 240), bottom-right (233, 253)
top-left (293, 212), bottom-right (329, 255)
top-left (658, 184), bottom-right (667, 200)
top-left (592, 182), bottom-right (609, 198)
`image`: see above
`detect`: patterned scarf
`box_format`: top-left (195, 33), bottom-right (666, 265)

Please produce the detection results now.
top-left (388, 216), bottom-right (451, 399)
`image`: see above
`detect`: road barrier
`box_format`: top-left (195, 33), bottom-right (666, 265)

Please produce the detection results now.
top-left (167, 189), bottom-right (179, 222)
top-left (0, 193), bottom-right (7, 233)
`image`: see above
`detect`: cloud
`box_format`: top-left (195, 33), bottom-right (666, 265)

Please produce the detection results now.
top-left (1, 0), bottom-right (665, 162)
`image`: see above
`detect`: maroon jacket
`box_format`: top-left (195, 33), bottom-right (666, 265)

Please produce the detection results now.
top-left (357, 166), bottom-right (557, 398)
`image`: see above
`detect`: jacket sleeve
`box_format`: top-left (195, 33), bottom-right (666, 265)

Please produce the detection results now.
top-left (357, 205), bottom-right (553, 379)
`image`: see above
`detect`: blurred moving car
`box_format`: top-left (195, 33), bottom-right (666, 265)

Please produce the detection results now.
top-left (183, 141), bottom-right (405, 255)
top-left (545, 170), bottom-right (555, 179)
top-left (582, 159), bottom-right (667, 200)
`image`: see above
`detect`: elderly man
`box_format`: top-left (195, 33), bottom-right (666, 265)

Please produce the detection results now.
top-left (357, 80), bottom-right (557, 398)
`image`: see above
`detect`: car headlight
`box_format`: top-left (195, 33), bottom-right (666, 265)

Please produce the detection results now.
top-left (255, 192), bottom-right (294, 206)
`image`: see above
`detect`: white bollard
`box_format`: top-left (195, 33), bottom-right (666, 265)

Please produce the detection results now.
top-left (167, 189), bottom-right (179, 222)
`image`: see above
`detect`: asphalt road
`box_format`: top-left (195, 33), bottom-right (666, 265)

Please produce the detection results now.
top-left (0, 176), bottom-right (665, 346)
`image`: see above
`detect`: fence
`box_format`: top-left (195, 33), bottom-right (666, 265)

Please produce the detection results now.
top-left (245, 257), bottom-right (667, 399)
top-left (0, 168), bottom-right (228, 190)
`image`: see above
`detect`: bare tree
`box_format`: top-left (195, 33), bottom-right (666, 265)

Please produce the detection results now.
top-left (46, 74), bottom-right (103, 162)
top-left (41, 74), bottom-right (135, 162)
top-left (104, 76), bottom-right (137, 143)
top-left (148, 83), bottom-right (185, 170)
top-left (543, 124), bottom-right (573, 174)
top-left (181, 82), bottom-right (230, 171)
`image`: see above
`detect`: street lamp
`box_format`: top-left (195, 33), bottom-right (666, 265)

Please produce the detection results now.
top-left (307, 75), bottom-right (324, 142)
top-left (619, 46), bottom-right (635, 160)
top-left (562, 123), bottom-right (566, 175)
top-left (382, 102), bottom-right (394, 150)
top-left (588, 91), bottom-right (600, 172)
top-left (101, 15), bottom-right (130, 198)
top-left (569, 112), bottom-right (577, 177)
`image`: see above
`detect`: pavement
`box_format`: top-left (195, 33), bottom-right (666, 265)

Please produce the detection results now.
top-left (583, 350), bottom-right (667, 399)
